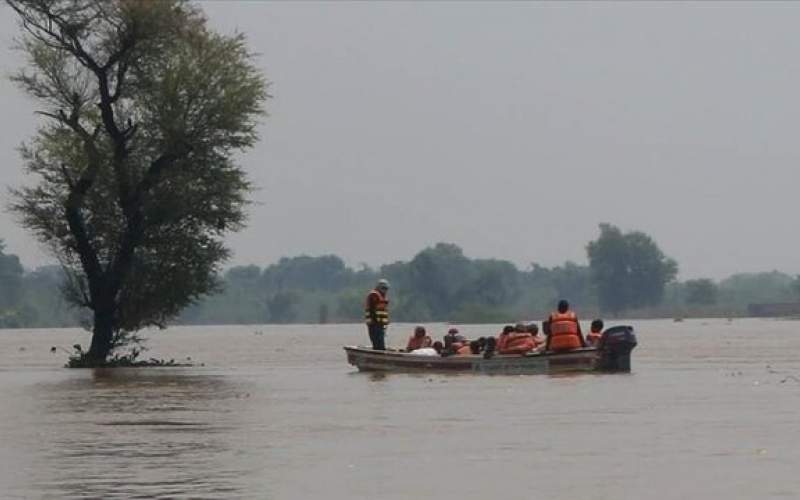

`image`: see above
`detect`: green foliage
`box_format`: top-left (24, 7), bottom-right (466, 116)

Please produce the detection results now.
top-left (718, 271), bottom-right (796, 306)
top-left (7, 0), bottom-right (268, 359)
top-left (684, 278), bottom-right (718, 306)
top-left (587, 224), bottom-right (678, 315)
top-left (335, 288), bottom-right (370, 322)
top-left (0, 240), bottom-right (24, 312)
top-left (4, 240), bottom-right (800, 329)
top-left (522, 262), bottom-right (595, 312)
top-left (66, 343), bottom-right (187, 368)
top-left (392, 243), bottom-right (474, 319)
top-left (793, 276), bottom-right (800, 298)
top-left (267, 291), bottom-right (300, 324)
top-left (263, 255), bottom-right (352, 291)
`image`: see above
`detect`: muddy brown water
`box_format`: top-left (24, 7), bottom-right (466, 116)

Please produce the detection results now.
top-left (0, 319), bottom-right (799, 499)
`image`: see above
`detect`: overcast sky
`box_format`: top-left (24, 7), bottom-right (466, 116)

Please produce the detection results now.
top-left (1, 1), bottom-right (799, 280)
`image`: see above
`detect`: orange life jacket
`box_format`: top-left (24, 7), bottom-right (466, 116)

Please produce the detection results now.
top-left (499, 332), bottom-right (536, 354)
top-left (364, 289), bottom-right (389, 326)
top-left (496, 332), bottom-right (510, 352)
top-left (455, 344), bottom-right (473, 355)
top-left (586, 330), bottom-right (602, 346)
top-left (548, 311), bottom-right (582, 351)
top-left (406, 335), bottom-right (432, 351)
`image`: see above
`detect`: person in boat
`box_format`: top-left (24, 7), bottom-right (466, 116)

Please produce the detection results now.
top-left (406, 325), bottom-right (433, 352)
top-left (471, 337), bottom-right (488, 354)
top-left (364, 279), bottom-right (390, 350)
top-left (586, 319), bottom-right (604, 346)
top-left (527, 322), bottom-right (546, 349)
top-left (545, 299), bottom-right (586, 352)
top-left (497, 323), bottom-right (537, 355)
top-left (483, 336), bottom-right (497, 359)
top-left (455, 337), bottom-right (486, 356)
top-left (443, 327), bottom-right (468, 354)
top-left (495, 325), bottom-right (515, 353)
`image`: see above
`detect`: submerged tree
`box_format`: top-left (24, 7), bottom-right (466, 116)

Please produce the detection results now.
top-left (586, 224), bottom-right (677, 316)
top-left (7, 0), bottom-right (268, 363)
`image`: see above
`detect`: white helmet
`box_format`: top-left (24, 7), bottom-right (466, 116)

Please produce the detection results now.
top-left (376, 278), bottom-right (390, 290)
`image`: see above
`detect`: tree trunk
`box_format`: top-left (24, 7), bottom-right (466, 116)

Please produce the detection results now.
top-left (87, 305), bottom-right (115, 363)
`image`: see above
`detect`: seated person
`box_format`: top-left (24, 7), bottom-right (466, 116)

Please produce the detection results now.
top-left (406, 325), bottom-right (433, 352)
top-left (527, 322), bottom-right (546, 348)
top-left (545, 299), bottom-right (585, 352)
top-left (483, 336), bottom-right (497, 359)
top-left (453, 337), bottom-right (487, 356)
top-left (443, 327), bottom-right (468, 354)
top-left (498, 323), bottom-right (537, 355)
top-left (473, 337), bottom-right (487, 354)
top-left (454, 342), bottom-right (473, 355)
top-left (495, 325), bottom-right (515, 353)
top-left (586, 319), bottom-right (604, 346)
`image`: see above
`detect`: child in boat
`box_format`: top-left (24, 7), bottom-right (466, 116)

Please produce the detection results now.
top-left (586, 319), bottom-right (604, 346)
top-left (406, 325), bottom-right (433, 352)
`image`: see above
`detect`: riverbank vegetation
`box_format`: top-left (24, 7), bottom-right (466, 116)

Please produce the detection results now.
top-left (2, 235), bottom-right (799, 329)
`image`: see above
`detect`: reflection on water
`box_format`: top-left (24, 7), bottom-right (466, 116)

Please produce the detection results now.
top-left (0, 320), bottom-right (799, 499)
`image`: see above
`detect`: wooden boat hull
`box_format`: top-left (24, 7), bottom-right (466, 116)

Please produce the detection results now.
top-left (344, 346), bottom-right (615, 375)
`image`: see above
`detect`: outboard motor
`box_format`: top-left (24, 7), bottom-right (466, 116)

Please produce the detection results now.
top-left (596, 325), bottom-right (637, 373)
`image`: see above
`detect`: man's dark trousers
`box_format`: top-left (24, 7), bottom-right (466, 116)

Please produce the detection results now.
top-left (368, 324), bottom-right (386, 350)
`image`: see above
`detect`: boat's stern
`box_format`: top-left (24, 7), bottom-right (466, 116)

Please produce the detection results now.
top-left (595, 326), bottom-right (638, 372)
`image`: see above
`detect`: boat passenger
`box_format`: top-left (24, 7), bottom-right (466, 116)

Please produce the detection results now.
top-left (545, 299), bottom-right (586, 352)
top-left (586, 319), bottom-right (604, 346)
top-left (443, 327), bottom-right (468, 353)
top-left (498, 323), bottom-right (536, 355)
top-left (527, 322), bottom-right (546, 348)
top-left (406, 325), bottom-right (433, 352)
top-left (452, 338), bottom-right (485, 355)
top-left (470, 337), bottom-right (487, 354)
top-left (495, 325), bottom-right (515, 353)
top-left (483, 336), bottom-right (497, 359)
top-left (455, 343), bottom-right (473, 355)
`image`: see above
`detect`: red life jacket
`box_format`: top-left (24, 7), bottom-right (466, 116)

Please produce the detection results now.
top-left (364, 289), bottom-right (389, 326)
top-left (548, 311), bottom-right (582, 351)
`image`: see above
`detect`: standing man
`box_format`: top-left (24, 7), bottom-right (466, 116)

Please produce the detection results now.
top-left (545, 299), bottom-right (586, 352)
top-left (365, 279), bottom-right (390, 350)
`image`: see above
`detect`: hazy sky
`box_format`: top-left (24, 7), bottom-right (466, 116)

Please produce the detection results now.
top-left (1, 1), bottom-right (799, 280)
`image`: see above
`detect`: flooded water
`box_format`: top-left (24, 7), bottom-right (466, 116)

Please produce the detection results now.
top-left (0, 319), bottom-right (799, 499)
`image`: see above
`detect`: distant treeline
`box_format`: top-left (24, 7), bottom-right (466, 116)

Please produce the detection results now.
top-left (2, 236), bottom-right (800, 328)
